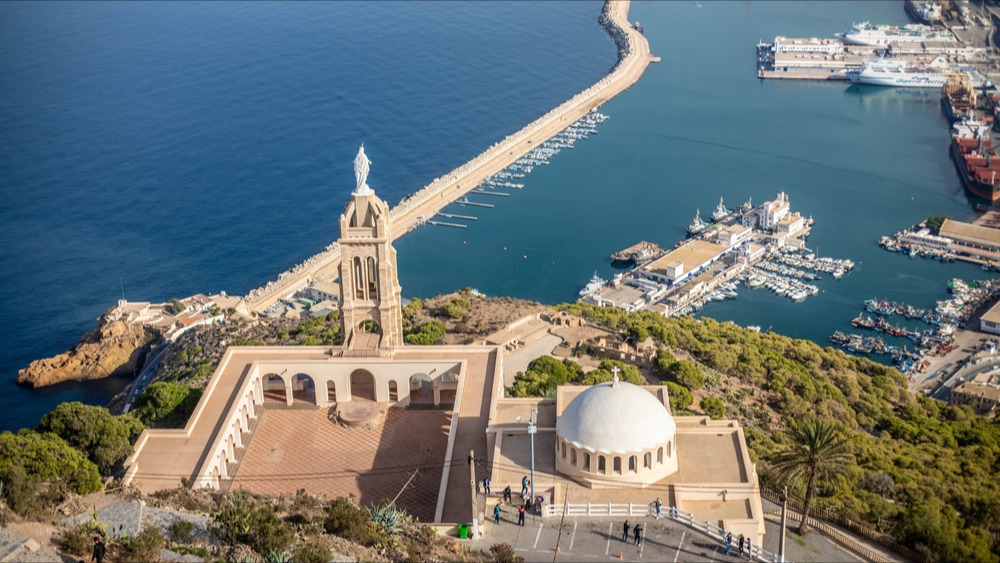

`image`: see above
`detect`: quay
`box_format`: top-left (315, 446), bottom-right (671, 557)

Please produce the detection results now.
top-left (241, 0), bottom-right (655, 314)
top-left (457, 199), bottom-right (494, 208)
top-left (610, 240), bottom-right (665, 265)
top-left (428, 221), bottom-right (467, 229)
top-left (439, 213), bottom-right (477, 221)
top-left (470, 190), bottom-right (509, 196)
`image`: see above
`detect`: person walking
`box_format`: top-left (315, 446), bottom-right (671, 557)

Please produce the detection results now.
top-left (517, 505), bottom-right (526, 526)
top-left (521, 475), bottom-right (529, 495)
top-left (746, 537), bottom-right (753, 561)
top-left (622, 519), bottom-right (630, 542)
top-left (654, 497), bottom-right (662, 519)
top-left (725, 532), bottom-right (733, 556)
top-left (503, 485), bottom-right (512, 503)
top-left (738, 533), bottom-right (745, 555)
top-left (494, 503), bottom-right (501, 524)
top-left (632, 523), bottom-right (642, 546)
top-left (483, 477), bottom-right (491, 495)
top-left (91, 537), bottom-right (106, 563)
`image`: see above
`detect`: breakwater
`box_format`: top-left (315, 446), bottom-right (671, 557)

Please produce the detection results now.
top-left (242, 0), bottom-right (655, 313)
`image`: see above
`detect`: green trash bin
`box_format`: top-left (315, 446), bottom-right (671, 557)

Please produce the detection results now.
top-left (458, 524), bottom-right (469, 539)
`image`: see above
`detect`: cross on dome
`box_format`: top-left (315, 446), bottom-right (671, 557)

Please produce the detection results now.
top-left (611, 366), bottom-right (620, 387)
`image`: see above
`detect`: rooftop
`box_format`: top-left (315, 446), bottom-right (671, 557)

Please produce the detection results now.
top-left (939, 218), bottom-right (1000, 249)
top-left (646, 240), bottom-right (730, 276)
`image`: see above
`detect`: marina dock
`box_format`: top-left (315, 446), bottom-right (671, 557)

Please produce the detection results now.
top-left (428, 221), bottom-right (467, 229)
top-left (457, 199), bottom-right (494, 208)
top-left (439, 213), bottom-right (477, 221)
top-left (243, 0), bottom-right (654, 313)
top-left (471, 190), bottom-right (510, 196)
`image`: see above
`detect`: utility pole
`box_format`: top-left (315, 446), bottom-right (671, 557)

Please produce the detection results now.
top-left (779, 486), bottom-right (788, 563)
top-left (469, 450), bottom-right (479, 538)
top-left (528, 408), bottom-right (537, 513)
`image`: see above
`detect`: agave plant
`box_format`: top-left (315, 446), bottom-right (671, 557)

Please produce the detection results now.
top-left (368, 501), bottom-right (406, 537)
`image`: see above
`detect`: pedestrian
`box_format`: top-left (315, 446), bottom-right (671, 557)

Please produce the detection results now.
top-left (523, 492), bottom-right (530, 509)
top-left (654, 497), bottom-right (662, 519)
top-left (633, 523), bottom-right (642, 546)
top-left (738, 533), bottom-right (745, 555)
top-left (503, 485), bottom-right (512, 503)
top-left (483, 476), bottom-right (491, 495)
top-left (91, 537), bottom-right (106, 563)
top-left (622, 519), bottom-right (630, 542)
top-left (725, 532), bottom-right (733, 556)
top-left (521, 475), bottom-right (529, 495)
top-left (746, 537), bottom-right (753, 561)
top-left (494, 503), bottom-right (501, 524)
top-left (518, 505), bottom-right (526, 526)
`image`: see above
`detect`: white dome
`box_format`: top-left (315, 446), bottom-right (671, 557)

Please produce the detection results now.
top-left (556, 380), bottom-right (675, 455)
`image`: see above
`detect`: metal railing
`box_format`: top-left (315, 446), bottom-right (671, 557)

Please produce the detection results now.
top-left (545, 502), bottom-right (782, 562)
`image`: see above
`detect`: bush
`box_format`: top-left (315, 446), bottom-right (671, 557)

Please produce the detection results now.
top-left (404, 320), bottom-right (446, 345)
top-left (166, 298), bottom-right (186, 315)
top-left (133, 382), bottom-right (203, 428)
top-left (669, 360), bottom-right (705, 390)
top-left (700, 396), bottom-right (726, 420)
top-left (169, 519), bottom-right (196, 543)
top-left (442, 298), bottom-right (471, 320)
top-left (59, 525), bottom-right (94, 556)
top-left (323, 496), bottom-right (384, 547)
top-left (663, 382), bottom-right (693, 411)
top-left (0, 430), bottom-right (101, 495)
top-left (38, 402), bottom-right (144, 475)
top-left (293, 540), bottom-right (332, 563)
top-left (121, 526), bottom-right (165, 562)
top-left (489, 541), bottom-right (524, 563)
top-left (212, 491), bottom-right (293, 556)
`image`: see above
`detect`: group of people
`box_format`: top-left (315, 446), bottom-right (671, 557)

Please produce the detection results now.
top-left (621, 520), bottom-right (643, 546)
top-left (725, 531), bottom-right (753, 560)
top-left (489, 475), bottom-right (534, 527)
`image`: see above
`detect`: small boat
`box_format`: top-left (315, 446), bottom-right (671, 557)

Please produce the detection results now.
top-left (710, 197), bottom-right (732, 222)
top-left (579, 272), bottom-right (607, 296)
top-left (686, 209), bottom-right (708, 236)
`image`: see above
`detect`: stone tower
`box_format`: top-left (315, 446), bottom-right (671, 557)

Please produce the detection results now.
top-left (337, 146), bottom-right (404, 349)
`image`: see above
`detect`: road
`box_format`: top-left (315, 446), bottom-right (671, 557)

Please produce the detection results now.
top-left (122, 341), bottom-right (172, 413)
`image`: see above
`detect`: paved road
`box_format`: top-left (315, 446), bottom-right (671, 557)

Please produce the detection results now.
top-left (123, 341), bottom-right (172, 413)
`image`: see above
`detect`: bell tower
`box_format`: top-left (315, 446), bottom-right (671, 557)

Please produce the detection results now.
top-left (337, 145), bottom-right (404, 349)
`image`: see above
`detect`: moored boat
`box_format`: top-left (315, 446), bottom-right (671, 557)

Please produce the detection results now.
top-left (950, 119), bottom-right (1000, 201)
top-left (686, 209), bottom-right (708, 236)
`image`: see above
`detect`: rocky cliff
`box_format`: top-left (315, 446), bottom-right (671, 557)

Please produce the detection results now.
top-left (16, 310), bottom-right (157, 388)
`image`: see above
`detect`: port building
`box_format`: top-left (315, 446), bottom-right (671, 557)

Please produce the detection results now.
top-left (938, 218), bottom-right (1000, 255)
top-left (643, 240), bottom-right (732, 286)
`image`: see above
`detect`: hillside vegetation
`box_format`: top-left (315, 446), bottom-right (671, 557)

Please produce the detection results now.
top-left (554, 303), bottom-right (1000, 562)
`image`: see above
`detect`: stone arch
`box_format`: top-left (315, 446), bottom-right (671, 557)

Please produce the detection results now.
top-left (613, 456), bottom-right (622, 475)
top-left (262, 373), bottom-right (289, 404)
top-left (359, 319), bottom-right (382, 334)
top-left (571, 447), bottom-right (578, 467)
top-left (326, 380), bottom-right (338, 404)
top-left (598, 455), bottom-right (606, 474)
top-left (353, 256), bottom-right (366, 299)
top-left (629, 455), bottom-right (637, 473)
top-left (657, 447), bottom-right (664, 464)
top-left (350, 369), bottom-right (377, 402)
top-left (388, 380), bottom-right (398, 402)
top-left (583, 452), bottom-right (591, 472)
top-left (291, 373), bottom-right (317, 405)
top-left (561, 442), bottom-right (567, 459)
top-left (366, 256), bottom-right (379, 299)
top-left (409, 373), bottom-right (434, 405)
top-left (644, 451), bottom-right (652, 470)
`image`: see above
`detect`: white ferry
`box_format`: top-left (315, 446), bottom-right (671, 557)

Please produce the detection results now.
top-left (836, 21), bottom-right (956, 46)
top-left (846, 57), bottom-right (992, 89)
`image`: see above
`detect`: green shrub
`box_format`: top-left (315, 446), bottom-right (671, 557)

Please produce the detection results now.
top-left (133, 382), bottom-right (203, 428)
top-left (578, 360), bottom-right (643, 386)
top-left (121, 526), bottom-right (164, 562)
top-left (404, 320), bottom-right (446, 345)
top-left (0, 430), bottom-right (101, 495)
top-left (212, 491), bottom-right (293, 556)
top-left (169, 519), bottom-right (195, 543)
top-left (323, 496), bottom-right (384, 547)
top-left (442, 298), bottom-right (470, 320)
top-left (489, 541), bottom-right (524, 563)
top-left (663, 381), bottom-right (693, 411)
top-left (293, 540), bottom-right (331, 563)
top-left (700, 396), bottom-right (726, 419)
top-left (38, 402), bottom-right (144, 475)
top-left (669, 360), bottom-right (705, 390)
top-left (59, 525), bottom-right (94, 556)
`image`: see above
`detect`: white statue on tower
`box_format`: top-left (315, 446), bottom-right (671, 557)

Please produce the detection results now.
top-left (353, 144), bottom-right (372, 196)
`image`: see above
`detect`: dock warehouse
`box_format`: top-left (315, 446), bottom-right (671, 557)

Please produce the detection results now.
top-left (642, 239), bottom-right (732, 286)
top-left (939, 219), bottom-right (1000, 254)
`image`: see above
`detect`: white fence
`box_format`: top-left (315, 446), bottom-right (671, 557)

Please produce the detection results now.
top-left (545, 503), bottom-right (784, 562)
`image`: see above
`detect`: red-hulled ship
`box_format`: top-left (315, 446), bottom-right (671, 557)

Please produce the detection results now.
top-left (950, 120), bottom-right (1000, 201)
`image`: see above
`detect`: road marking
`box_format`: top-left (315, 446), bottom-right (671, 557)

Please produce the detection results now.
top-left (605, 522), bottom-right (612, 556)
top-left (569, 521), bottom-right (578, 552)
top-left (673, 531), bottom-right (686, 563)
top-left (533, 523), bottom-right (543, 549)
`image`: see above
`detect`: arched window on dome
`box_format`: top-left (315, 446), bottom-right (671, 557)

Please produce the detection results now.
top-left (583, 452), bottom-right (591, 472)
top-left (571, 448), bottom-right (577, 467)
top-left (657, 447), bottom-right (664, 464)
top-left (628, 455), bottom-right (637, 473)
top-left (644, 452), bottom-right (652, 469)
top-left (561, 442), bottom-right (567, 459)
top-left (668, 440), bottom-right (673, 457)
top-left (598, 455), bottom-right (606, 474)
top-left (613, 456), bottom-right (622, 475)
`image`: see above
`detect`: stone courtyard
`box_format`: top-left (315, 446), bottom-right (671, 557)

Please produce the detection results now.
top-left (230, 407), bottom-right (452, 522)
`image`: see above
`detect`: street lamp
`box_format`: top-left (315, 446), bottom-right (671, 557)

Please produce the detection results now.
top-left (778, 486), bottom-right (788, 563)
top-left (517, 408), bottom-right (538, 512)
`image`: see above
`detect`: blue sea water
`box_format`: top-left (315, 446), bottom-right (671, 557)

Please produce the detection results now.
top-left (1, 1), bottom-right (992, 431)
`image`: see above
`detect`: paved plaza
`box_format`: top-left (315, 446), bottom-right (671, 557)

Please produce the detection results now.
top-left (231, 407), bottom-right (452, 522)
top-left (472, 514), bottom-right (864, 563)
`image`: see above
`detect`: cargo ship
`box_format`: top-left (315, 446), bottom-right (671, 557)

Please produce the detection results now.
top-left (846, 57), bottom-right (992, 89)
top-left (950, 120), bottom-right (1000, 201)
top-left (905, 0), bottom-right (943, 25)
top-left (836, 21), bottom-right (956, 46)
top-left (941, 72), bottom-right (977, 124)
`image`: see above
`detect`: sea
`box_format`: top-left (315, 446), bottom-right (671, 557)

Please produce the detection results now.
top-left (1, 1), bottom-right (992, 432)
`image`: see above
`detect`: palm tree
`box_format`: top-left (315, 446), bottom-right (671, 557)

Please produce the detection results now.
top-left (771, 419), bottom-right (853, 535)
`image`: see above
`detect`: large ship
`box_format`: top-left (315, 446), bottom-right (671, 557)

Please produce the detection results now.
top-left (950, 119), bottom-right (1000, 201)
top-left (846, 57), bottom-right (992, 89)
top-left (836, 21), bottom-right (956, 46)
top-left (941, 72), bottom-right (977, 124)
